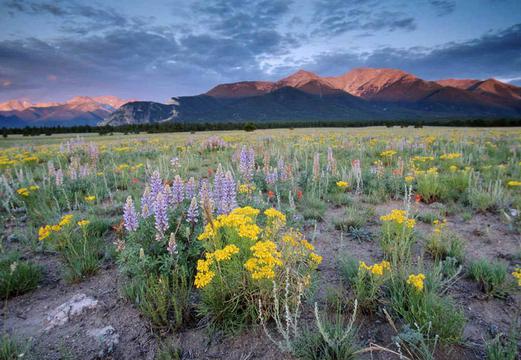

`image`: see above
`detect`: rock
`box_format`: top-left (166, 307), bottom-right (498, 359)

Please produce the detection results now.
top-left (87, 325), bottom-right (119, 357)
top-left (429, 202), bottom-right (444, 210)
top-left (44, 293), bottom-right (98, 331)
top-left (7, 233), bottom-right (19, 243)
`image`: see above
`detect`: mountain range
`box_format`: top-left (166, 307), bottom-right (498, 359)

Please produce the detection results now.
top-left (0, 96), bottom-right (132, 128)
top-left (1, 68), bottom-right (520, 128)
top-left (102, 68), bottom-right (521, 126)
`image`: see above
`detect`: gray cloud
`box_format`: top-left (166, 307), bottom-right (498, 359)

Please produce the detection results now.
top-left (4, 0), bottom-right (149, 34)
top-left (428, 0), bottom-right (456, 16)
top-left (0, 0), bottom-right (519, 102)
top-left (312, 0), bottom-right (417, 36)
top-left (300, 23), bottom-right (521, 80)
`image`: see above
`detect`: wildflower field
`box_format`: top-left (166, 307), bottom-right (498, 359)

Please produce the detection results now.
top-left (0, 127), bottom-right (520, 359)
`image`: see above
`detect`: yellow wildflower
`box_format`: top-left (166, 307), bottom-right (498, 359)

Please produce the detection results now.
top-left (59, 214), bottom-right (73, 226)
top-left (38, 225), bottom-right (52, 241)
top-left (264, 208), bottom-right (286, 224)
top-left (77, 219), bottom-right (90, 227)
top-left (212, 244), bottom-right (240, 262)
top-left (512, 268), bottom-right (521, 287)
top-left (84, 195), bottom-right (96, 202)
top-left (404, 176), bottom-right (415, 183)
top-left (380, 150), bottom-right (397, 157)
top-left (16, 188), bottom-right (30, 197)
top-left (380, 209), bottom-right (416, 229)
top-left (407, 273), bottom-right (426, 291)
top-left (336, 181), bottom-right (349, 188)
top-left (244, 240), bottom-right (282, 280)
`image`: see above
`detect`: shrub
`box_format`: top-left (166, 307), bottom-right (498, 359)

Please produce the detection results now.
top-left (350, 260), bottom-right (391, 313)
top-left (468, 259), bottom-right (509, 297)
top-left (292, 303), bottom-right (360, 360)
top-left (0, 334), bottom-right (28, 359)
top-left (389, 272), bottom-right (465, 345)
top-left (195, 207), bottom-right (321, 332)
top-left (125, 266), bottom-right (190, 330)
top-left (332, 205), bottom-right (372, 230)
top-left (416, 170), bottom-right (447, 203)
top-left (485, 331), bottom-right (519, 360)
top-left (39, 215), bottom-right (104, 282)
top-left (300, 197), bottom-right (326, 220)
top-left (0, 253), bottom-right (41, 299)
top-left (379, 209), bottom-right (416, 265)
top-left (425, 220), bottom-right (465, 263)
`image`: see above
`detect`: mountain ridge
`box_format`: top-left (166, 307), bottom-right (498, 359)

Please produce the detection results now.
top-left (2, 68), bottom-right (520, 128)
top-left (0, 96), bottom-right (133, 127)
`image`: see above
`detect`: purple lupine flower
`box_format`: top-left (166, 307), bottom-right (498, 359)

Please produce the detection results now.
top-left (141, 186), bottom-right (153, 218)
top-left (265, 168), bottom-right (278, 185)
top-left (55, 169), bottom-right (64, 186)
top-left (163, 184), bottom-right (173, 205)
top-left (217, 171), bottom-right (237, 214)
top-left (88, 142), bottom-right (99, 161)
top-left (153, 192), bottom-right (169, 239)
top-left (213, 164), bottom-right (225, 202)
top-left (149, 170), bottom-right (163, 199)
top-left (123, 196), bottom-right (138, 232)
top-left (170, 157), bottom-right (180, 169)
top-left (239, 146), bottom-right (255, 181)
top-left (47, 161), bottom-right (55, 178)
top-left (185, 177), bottom-right (196, 199)
top-left (186, 196), bottom-right (199, 224)
top-left (79, 164), bottom-right (90, 178)
top-left (167, 232), bottom-right (178, 255)
top-left (198, 179), bottom-right (214, 215)
top-left (172, 175), bottom-right (184, 204)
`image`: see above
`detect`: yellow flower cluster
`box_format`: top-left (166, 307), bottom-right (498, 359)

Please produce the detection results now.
top-left (336, 181), bottom-right (349, 188)
top-left (22, 156), bottom-right (39, 163)
top-left (407, 273), bottom-right (426, 291)
top-left (84, 195), bottom-right (96, 202)
top-left (194, 245), bottom-right (240, 288)
top-left (198, 207), bottom-right (261, 241)
top-left (412, 156), bottom-right (434, 162)
top-left (359, 260), bottom-right (391, 276)
top-left (508, 181), bottom-right (521, 187)
top-left (432, 219), bottom-right (447, 234)
top-left (115, 164), bottom-right (130, 172)
top-left (213, 244), bottom-right (240, 261)
top-left (38, 214), bottom-right (73, 241)
top-left (512, 268), bottom-right (521, 287)
top-left (380, 209), bottom-right (415, 229)
top-left (404, 175), bottom-right (415, 183)
top-left (77, 219), bottom-right (90, 227)
top-left (16, 185), bottom-right (39, 197)
top-left (440, 153), bottom-right (462, 160)
top-left (244, 240), bottom-right (282, 280)
top-left (380, 150), bottom-right (397, 157)
top-left (309, 253), bottom-right (323, 266)
top-left (238, 183), bottom-right (256, 194)
top-left (264, 208), bottom-right (286, 224)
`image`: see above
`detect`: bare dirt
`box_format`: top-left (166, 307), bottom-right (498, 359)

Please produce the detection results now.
top-left (2, 199), bottom-right (520, 359)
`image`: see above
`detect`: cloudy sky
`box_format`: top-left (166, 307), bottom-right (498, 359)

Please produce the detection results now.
top-left (0, 0), bottom-right (520, 102)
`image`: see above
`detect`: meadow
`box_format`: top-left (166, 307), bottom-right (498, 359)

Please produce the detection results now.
top-left (0, 127), bottom-right (520, 360)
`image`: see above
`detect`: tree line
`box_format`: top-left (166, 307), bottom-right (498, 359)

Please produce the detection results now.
top-left (2, 117), bottom-right (521, 137)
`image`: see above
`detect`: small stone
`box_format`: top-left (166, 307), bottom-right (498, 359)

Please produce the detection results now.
top-left (44, 293), bottom-right (98, 331)
top-left (7, 234), bottom-right (18, 243)
top-left (87, 326), bottom-right (119, 357)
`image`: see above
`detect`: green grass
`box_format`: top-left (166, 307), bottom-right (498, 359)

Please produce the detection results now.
top-left (0, 252), bottom-right (41, 299)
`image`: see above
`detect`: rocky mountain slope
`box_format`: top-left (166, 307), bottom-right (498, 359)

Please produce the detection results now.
top-left (0, 96), bottom-right (132, 127)
top-left (102, 68), bottom-right (521, 126)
